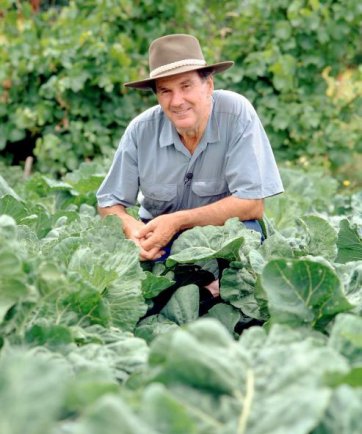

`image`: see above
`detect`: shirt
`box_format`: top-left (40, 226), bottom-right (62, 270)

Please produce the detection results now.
top-left (96, 90), bottom-right (284, 219)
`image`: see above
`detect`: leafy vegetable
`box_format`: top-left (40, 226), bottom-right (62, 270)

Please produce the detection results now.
top-left (261, 258), bottom-right (353, 330)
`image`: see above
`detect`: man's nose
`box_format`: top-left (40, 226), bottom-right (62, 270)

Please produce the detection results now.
top-left (170, 90), bottom-right (184, 106)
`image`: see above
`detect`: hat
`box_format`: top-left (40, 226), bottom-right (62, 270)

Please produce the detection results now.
top-left (124, 34), bottom-right (234, 90)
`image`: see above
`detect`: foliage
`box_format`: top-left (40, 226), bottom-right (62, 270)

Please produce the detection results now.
top-left (0, 163), bottom-right (362, 433)
top-left (0, 0), bottom-right (361, 176)
top-left (213, 0), bottom-right (362, 172)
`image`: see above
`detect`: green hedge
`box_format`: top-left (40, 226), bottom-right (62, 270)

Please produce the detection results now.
top-left (0, 0), bottom-right (361, 175)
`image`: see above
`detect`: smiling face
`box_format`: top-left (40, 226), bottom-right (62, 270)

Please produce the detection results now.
top-left (155, 71), bottom-right (214, 137)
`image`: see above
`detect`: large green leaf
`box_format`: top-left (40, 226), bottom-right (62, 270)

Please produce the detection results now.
top-left (148, 318), bottom-right (249, 395)
top-left (141, 383), bottom-right (198, 434)
top-left (135, 314), bottom-right (179, 344)
top-left (167, 218), bottom-right (260, 266)
top-left (63, 161), bottom-right (104, 195)
top-left (0, 175), bottom-right (22, 200)
top-left (0, 194), bottom-right (28, 222)
top-left (103, 241), bottom-right (147, 331)
top-left (161, 284), bottom-right (200, 325)
top-left (64, 326), bottom-right (149, 383)
top-left (335, 262), bottom-right (362, 314)
top-left (313, 385), bottom-right (362, 434)
top-left (220, 266), bottom-right (265, 320)
top-left (249, 231), bottom-right (294, 274)
top-left (298, 215), bottom-right (338, 261)
top-left (336, 219), bottom-right (362, 263)
top-left (0, 241), bottom-right (35, 323)
top-left (141, 271), bottom-right (175, 299)
top-left (68, 395), bottom-right (155, 434)
top-left (235, 324), bottom-right (349, 434)
top-left (206, 303), bottom-right (241, 335)
top-left (261, 258), bottom-right (353, 330)
top-left (39, 215), bottom-right (147, 331)
top-left (147, 319), bottom-right (349, 434)
top-left (328, 313), bottom-right (362, 367)
top-left (67, 239), bottom-right (147, 331)
top-left (0, 276), bottom-right (32, 323)
top-left (0, 349), bottom-right (70, 434)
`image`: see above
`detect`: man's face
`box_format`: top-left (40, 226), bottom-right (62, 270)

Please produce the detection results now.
top-left (155, 71), bottom-right (214, 133)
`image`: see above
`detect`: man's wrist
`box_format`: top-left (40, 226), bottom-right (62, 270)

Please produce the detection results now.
top-left (173, 210), bottom-right (192, 232)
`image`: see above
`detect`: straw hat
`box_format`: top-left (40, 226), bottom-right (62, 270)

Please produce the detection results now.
top-left (124, 34), bottom-right (234, 90)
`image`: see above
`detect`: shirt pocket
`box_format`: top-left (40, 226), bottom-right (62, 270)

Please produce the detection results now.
top-left (141, 183), bottom-right (177, 214)
top-left (192, 180), bottom-right (229, 197)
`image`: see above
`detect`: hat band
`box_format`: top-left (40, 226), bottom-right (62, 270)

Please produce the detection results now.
top-left (150, 59), bottom-right (207, 79)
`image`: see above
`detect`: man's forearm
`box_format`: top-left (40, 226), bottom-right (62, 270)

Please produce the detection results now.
top-left (97, 204), bottom-right (137, 229)
top-left (173, 196), bottom-right (264, 231)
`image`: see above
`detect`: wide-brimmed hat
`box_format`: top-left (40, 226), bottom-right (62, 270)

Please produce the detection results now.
top-left (124, 34), bottom-right (234, 90)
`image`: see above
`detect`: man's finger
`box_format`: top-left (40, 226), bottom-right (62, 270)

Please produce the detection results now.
top-left (139, 246), bottom-right (165, 261)
top-left (140, 235), bottom-right (162, 251)
top-left (137, 223), bottom-right (154, 239)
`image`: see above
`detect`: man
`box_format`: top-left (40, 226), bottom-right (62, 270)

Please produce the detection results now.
top-left (97, 34), bottom-right (283, 274)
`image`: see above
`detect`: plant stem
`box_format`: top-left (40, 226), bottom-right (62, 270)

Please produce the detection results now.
top-left (237, 369), bottom-right (255, 434)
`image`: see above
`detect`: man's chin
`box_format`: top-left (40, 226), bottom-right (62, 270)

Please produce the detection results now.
top-left (173, 119), bottom-right (195, 131)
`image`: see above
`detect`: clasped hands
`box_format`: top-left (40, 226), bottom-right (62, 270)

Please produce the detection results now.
top-left (128, 214), bottom-right (181, 261)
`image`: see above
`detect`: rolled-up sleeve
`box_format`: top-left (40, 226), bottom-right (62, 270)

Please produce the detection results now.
top-left (96, 127), bottom-right (139, 208)
top-left (225, 99), bottom-right (284, 199)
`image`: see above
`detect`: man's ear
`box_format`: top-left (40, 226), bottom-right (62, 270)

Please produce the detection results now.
top-left (207, 76), bottom-right (214, 94)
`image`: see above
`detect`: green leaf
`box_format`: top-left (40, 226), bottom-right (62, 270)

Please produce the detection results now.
top-left (0, 276), bottom-right (31, 323)
top-left (328, 313), bottom-right (362, 367)
top-left (63, 161), bottom-right (104, 195)
top-left (206, 303), bottom-right (241, 335)
top-left (71, 395), bottom-right (154, 434)
top-left (0, 194), bottom-right (28, 222)
top-left (336, 219), bottom-right (362, 263)
top-left (335, 262), bottom-right (362, 314)
top-left (0, 243), bottom-right (34, 323)
top-left (161, 284), bottom-right (199, 325)
top-left (167, 218), bottom-right (260, 267)
top-left (274, 20), bottom-right (292, 40)
top-left (220, 266), bottom-right (265, 320)
top-left (147, 320), bottom-right (349, 434)
top-left (0, 349), bottom-right (70, 434)
top-left (314, 386), bottom-right (362, 434)
top-left (236, 324), bottom-right (349, 434)
top-left (142, 271), bottom-right (175, 299)
top-left (135, 314), bottom-right (179, 344)
top-left (261, 258), bottom-right (353, 330)
top-left (0, 175), bottom-right (22, 200)
top-left (148, 318), bottom-right (248, 395)
top-left (249, 231), bottom-right (294, 274)
top-left (25, 322), bottom-right (73, 348)
top-left (298, 214), bottom-right (338, 261)
top-left (104, 241), bottom-right (147, 331)
top-left (141, 383), bottom-right (198, 434)
top-left (67, 240), bottom-right (146, 331)
top-left (63, 326), bottom-right (149, 383)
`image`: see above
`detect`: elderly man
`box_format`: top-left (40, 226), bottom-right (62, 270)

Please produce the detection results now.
top-left (97, 34), bottom-right (283, 302)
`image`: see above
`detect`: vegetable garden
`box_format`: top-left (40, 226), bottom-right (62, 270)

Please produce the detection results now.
top-left (1, 1), bottom-right (362, 433)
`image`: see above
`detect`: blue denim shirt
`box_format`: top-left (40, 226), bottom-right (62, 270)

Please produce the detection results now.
top-left (97, 90), bottom-right (284, 219)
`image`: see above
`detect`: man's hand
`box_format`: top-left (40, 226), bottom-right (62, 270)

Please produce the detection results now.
top-left (136, 214), bottom-right (181, 254)
top-left (97, 205), bottom-right (165, 261)
top-left (123, 218), bottom-right (166, 261)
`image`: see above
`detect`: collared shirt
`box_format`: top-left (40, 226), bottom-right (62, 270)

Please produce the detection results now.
top-left (96, 90), bottom-right (284, 219)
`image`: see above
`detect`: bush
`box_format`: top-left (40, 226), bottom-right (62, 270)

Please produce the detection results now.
top-left (0, 0), bottom-right (361, 175)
